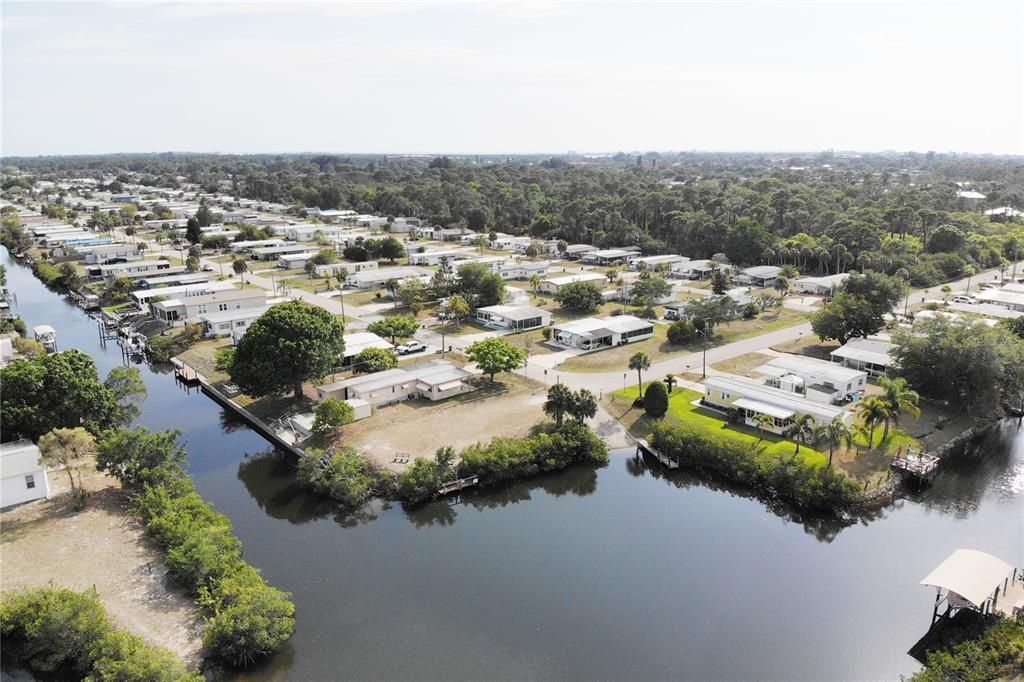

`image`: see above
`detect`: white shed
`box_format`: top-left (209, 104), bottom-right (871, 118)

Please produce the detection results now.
top-left (1, 440), bottom-right (51, 508)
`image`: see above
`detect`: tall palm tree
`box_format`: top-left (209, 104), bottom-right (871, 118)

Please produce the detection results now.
top-left (782, 413), bottom-right (816, 454)
top-left (820, 415), bottom-right (851, 467)
top-left (779, 263), bottom-right (799, 279)
top-left (773, 275), bottom-right (789, 297)
top-left (232, 257), bottom-right (248, 288)
top-left (529, 273), bottom-right (542, 296)
top-left (628, 352), bottom-right (650, 396)
top-left (964, 264), bottom-right (976, 295)
top-left (544, 383), bottom-right (573, 427)
top-left (384, 278), bottom-right (399, 310)
top-left (858, 396), bottom-right (889, 449)
top-left (877, 376), bottom-right (921, 440)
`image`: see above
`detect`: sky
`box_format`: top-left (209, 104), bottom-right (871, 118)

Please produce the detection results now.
top-left (2, 1), bottom-right (1022, 156)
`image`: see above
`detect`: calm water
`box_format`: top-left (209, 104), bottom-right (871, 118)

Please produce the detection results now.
top-left (5, 248), bottom-right (1023, 680)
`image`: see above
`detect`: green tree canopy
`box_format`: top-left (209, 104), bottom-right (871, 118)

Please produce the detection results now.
top-left (367, 315), bottom-right (419, 343)
top-left (643, 381), bottom-right (669, 417)
top-left (0, 350), bottom-right (124, 442)
top-left (466, 337), bottom-right (526, 382)
top-left (554, 281), bottom-right (604, 312)
top-left (312, 398), bottom-right (355, 436)
top-left (230, 301), bottom-right (346, 399)
top-left (352, 346), bottom-right (398, 374)
top-left (96, 427), bottom-right (188, 491)
top-left (810, 292), bottom-right (883, 344)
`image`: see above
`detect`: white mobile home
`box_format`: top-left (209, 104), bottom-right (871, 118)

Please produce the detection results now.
top-left (754, 355), bottom-right (867, 404)
top-left (735, 265), bottom-right (782, 287)
top-left (151, 288), bottom-right (267, 324)
top-left (131, 279), bottom-right (236, 307)
top-left (0, 440), bottom-right (50, 508)
top-left (580, 249), bottom-right (635, 266)
top-left (551, 315), bottom-right (654, 351)
top-left (671, 259), bottom-right (717, 279)
top-left (702, 375), bottom-right (847, 435)
top-left (561, 244), bottom-right (599, 260)
top-left (317, 360), bottom-right (475, 406)
top-left (198, 305), bottom-right (269, 338)
top-left (278, 252), bottom-right (314, 270)
top-left (792, 273), bottom-right (850, 296)
top-left (497, 260), bottom-right (551, 280)
top-left (342, 331), bottom-right (394, 366)
top-left (407, 248), bottom-right (473, 266)
top-left (630, 254), bottom-right (688, 271)
top-left (346, 267), bottom-right (429, 290)
top-left (475, 304), bottom-right (551, 331)
top-left (537, 272), bottom-right (606, 294)
top-left (829, 338), bottom-right (895, 377)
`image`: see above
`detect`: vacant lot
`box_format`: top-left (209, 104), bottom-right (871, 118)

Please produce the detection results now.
top-left (709, 351), bottom-right (775, 376)
top-left (0, 467), bottom-right (204, 667)
top-left (339, 373), bottom-right (548, 471)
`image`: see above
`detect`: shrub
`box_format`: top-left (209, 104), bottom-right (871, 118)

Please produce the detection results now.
top-left (296, 447), bottom-right (390, 507)
top-left (312, 398), bottom-right (355, 436)
top-left (643, 381), bottom-right (669, 417)
top-left (913, 613), bottom-right (1024, 682)
top-left (666, 319), bottom-right (696, 345)
top-left (0, 586), bottom-right (200, 681)
top-left (650, 423), bottom-right (859, 512)
top-left (397, 455), bottom-right (446, 504)
top-left (352, 346), bottom-right (397, 374)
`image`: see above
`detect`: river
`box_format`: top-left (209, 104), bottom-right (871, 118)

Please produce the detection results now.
top-left (4, 247), bottom-right (1022, 680)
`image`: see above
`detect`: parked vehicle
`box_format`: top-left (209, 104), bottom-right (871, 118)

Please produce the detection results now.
top-left (396, 341), bottom-right (427, 355)
top-left (952, 295), bottom-right (975, 304)
top-left (201, 264), bottom-right (215, 272)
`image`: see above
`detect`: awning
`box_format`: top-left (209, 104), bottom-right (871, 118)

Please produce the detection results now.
top-left (733, 398), bottom-right (795, 420)
top-left (920, 549), bottom-right (1013, 607)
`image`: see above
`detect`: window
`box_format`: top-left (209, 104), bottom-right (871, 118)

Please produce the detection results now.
top-left (218, 303), bottom-right (228, 311)
top-left (25, 474), bottom-right (35, 489)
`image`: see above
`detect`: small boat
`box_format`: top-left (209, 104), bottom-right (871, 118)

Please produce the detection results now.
top-left (32, 324), bottom-right (57, 352)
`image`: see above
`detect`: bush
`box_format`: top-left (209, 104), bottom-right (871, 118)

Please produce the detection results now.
top-left (352, 346), bottom-right (397, 374)
top-left (312, 398), bottom-right (354, 436)
top-left (650, 423), bottom-right (860, 512)
top-left (296, 447), bottom-right (390, 507)
top-left (146, 335), bottom-right (178, 364)
top-left (643, 381), bottom-right (669, 417)
top-left (554, 281), bottom-right (604, 312)
top-left (0, 586), bottom-right (200, 681)
top-left (913, 613), bottom-right (1024, 682)
top-left (666, 319), bottom-right (696, 345)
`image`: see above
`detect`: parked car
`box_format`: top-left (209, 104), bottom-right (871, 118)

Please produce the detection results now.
top-left (201, 264), bottom-right (215, 272)
top-left (396, 341), bottom-right (427, 355)
top-left (952, 295), bottom-right (976, 304)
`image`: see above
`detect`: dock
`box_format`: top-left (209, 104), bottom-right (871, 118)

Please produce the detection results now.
top-left (171, 357), bottom-right (201, 384)
top-left (437, 476), bottom-right (479, 496)
top-left (636, 437), bottom-right (679, 470)
top-left (891, 447), bottom-right (940, 482)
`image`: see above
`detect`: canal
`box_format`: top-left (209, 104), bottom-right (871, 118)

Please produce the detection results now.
top-left (4, 247), bottom-right (1022, 680)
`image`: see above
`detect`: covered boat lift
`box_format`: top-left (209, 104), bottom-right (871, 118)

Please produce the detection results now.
top-left (920, 549), bottom-right (1024, 624)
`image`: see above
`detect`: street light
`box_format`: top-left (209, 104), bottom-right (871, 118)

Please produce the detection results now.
top-left (696, 328), bottom-right (709, 379)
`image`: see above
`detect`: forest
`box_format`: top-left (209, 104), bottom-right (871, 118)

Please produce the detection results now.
top-left (4, 151), bottom-right (1023, 287)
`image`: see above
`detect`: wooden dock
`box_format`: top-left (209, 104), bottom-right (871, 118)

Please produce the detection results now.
top-left (171, 357), bottom-right (201, 384)
top-left (437, 476), bottom-right (479, 496)
top-left (636, 438), bottom-right (679, 470)
top-left (891, 448), bottom-right (940, 482)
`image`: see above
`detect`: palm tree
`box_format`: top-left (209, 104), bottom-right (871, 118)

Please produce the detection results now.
top-left (877, 376), bottom-right (921, 440)
top-left (782, 413), bottom-right (815, 454)
top-left (664, 373), bottom-right (677, 394)
top-left (752, 413), bottom-right (775, 443)
top-left (569, 388), bottom-right (598, 423)
top-left (529, 273), bottom-right (542, 296)
top-left (628, 352), bottom-right (650, 396)
top-left (336, 266), bottom-right (349, 318)
top-left (858, 396), bottom-right (889, 449)
top-left (820, 415), bottom-right (851, 467)
top-left (964, 264), bottom-right (976, 294)
top-left (773, 275), bottom-right (789, 297)
top-left (779, 263), bottom-right (799, 279)
top-left (544, 384), bottom-right (573, 427)
top-left (385, 278), bottom-right (399, 310)
top-left (232, 257), bottom-right (248, 288)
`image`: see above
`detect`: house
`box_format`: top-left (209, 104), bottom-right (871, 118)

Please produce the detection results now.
top-left (198, 305), bottom-right (269, 339)
top-left (671, 259), bottom-right (717, 279)
top-left (88, 260), bottom-right (175, 281)
top-left (251, 243), bottom-right (316, 260)
top-left (735, 265), bottom-right (782, 287)
top-left (346, 267), bottom-right (430, 290)
top-left (230, 238), bottom-right (287, 253)
top-left (76, 242), bottom-right (145, 264)
top-left (956, 190), bottom-right (986, 200)
top-left (130, 280), bottom-right (236, 307)
top-left (314, 260), bottom-right (377, 277)
top-left (537, 272), bottom-right (607, 294)
top-left (407, 248), bottom-right (473, 266)
top-left (792, 273), bottom-right (850, 296)
top-left (551, 315), bottom-right (654, 350)
top-left (475, 304), bottom-right (551, 331)
top-left (630, 254), bottom-right (688, 271)
top-left (137, 272), bottom-right (213, 289)
top-left (435, 227), bottom-right (472, 242)
top-left (497, 260), bottom-right (551, 280)
top-left (278, 252), bottom-right (314, 270)
top-left (829, 338), bottom-right (895, 377)
top-left (580, 248), bottom-right (635, 266)
top-left (1, 440), bottom-right (50, 508)
top-left (754, 355), bottom-right (867, 404)
top-left (490, 235), bottom-right (532, 251)
top-left (560, 244), bottom-right (598, 260)
top-left (150, 288), bottom-right (265, 323)
top-left (702, 376), bottom-right (847, 434)
top-left (342, 331), bottom-right (393, 366)
top-left (316, 360), bottom-right (475, 406)
top-left (976, 287), bottom-right (1024, 312)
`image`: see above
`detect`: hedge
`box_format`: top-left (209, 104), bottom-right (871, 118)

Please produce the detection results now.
top-left (1, 586), bottom-right (201, 681)
top-left (649, 422), bottom-right (860, 512)
top-left (913, 613), bottom-right (1024, 682)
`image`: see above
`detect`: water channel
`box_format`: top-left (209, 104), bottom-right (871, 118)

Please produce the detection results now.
top-left (4, 247), bottom-right (1022, 680)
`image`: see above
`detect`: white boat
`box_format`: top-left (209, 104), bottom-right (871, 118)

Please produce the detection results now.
top-left (32, 324), bottom-right (57, 352)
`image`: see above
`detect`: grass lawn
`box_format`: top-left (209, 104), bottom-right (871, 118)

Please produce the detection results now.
top-left (608, 386), bottom-right (828, 468)
top-left (710, 351), bottom-right (774, 376)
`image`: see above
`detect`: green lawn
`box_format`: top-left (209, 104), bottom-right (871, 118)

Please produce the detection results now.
top-left (610, 386), bottom-right (828, 468)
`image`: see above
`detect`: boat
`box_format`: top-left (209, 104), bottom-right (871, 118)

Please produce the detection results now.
top-left (32, 324), bottom-right (57, 352)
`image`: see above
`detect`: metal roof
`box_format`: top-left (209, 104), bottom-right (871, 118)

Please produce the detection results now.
top-left (829, 338), bottom-right (894, 366)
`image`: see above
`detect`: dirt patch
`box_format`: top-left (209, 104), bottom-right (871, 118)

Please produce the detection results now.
top-left (771, 336), bottom-right (839, 360)
top-left (339, 374), bottom-right (548, 471)
top-left (0, 466), bottom-right (205, 668)
top-left (709, 351), bottom-right (774, 377)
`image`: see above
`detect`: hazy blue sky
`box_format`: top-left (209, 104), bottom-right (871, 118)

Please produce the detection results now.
top-left (2, 1), bottom-right (1021, 156)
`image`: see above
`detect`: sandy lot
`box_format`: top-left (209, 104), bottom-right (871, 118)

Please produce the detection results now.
top-left (0, 466), bottom-right (205, 668)
top-left (340, 374), bottom-right (548, 471)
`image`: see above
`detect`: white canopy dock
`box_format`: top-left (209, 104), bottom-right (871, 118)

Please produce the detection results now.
top-left (920, 549), bottom-right (1023, 623)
